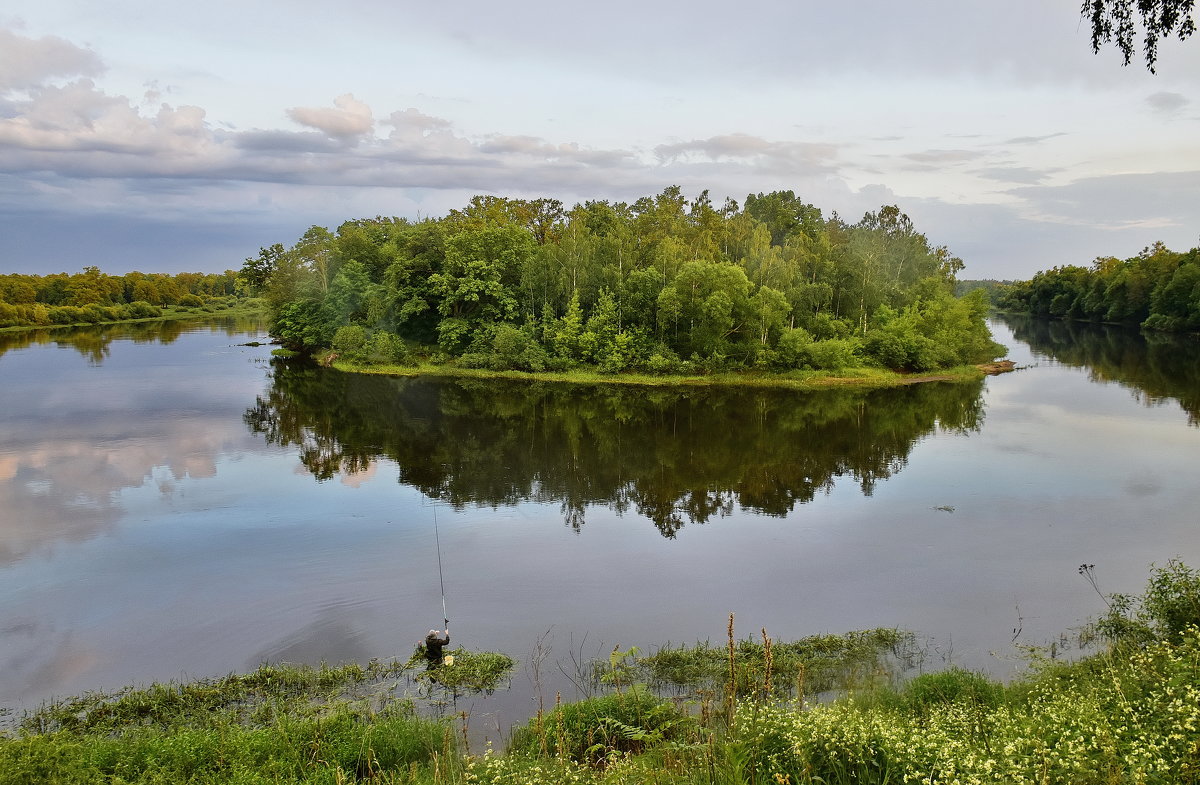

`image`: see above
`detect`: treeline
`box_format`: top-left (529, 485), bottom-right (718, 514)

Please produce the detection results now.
top-left (251, 187), bottom-right (1003, 374)
top-left (0, 267), bottom-right (241, 328)
top-left (997, 241), bottom-right (1200, 331)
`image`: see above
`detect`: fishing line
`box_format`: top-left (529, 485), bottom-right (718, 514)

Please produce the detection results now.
top-left (433, 504), bottom-right (448, 626)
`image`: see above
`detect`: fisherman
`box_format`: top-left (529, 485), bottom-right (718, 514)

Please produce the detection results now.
top-left (424, 626), bottom-right (450, 667)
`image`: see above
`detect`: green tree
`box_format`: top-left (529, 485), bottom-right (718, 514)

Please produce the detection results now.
top-left (429, 224), bottom-right (533, 351)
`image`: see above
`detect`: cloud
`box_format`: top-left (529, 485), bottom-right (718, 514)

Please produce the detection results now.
top-left (655, 133), bottom-right (841, 175)
top-left (0, 27), bottom-right (102, 91)
top-left (286, 93), bottom-right (373, 140)
top-left (1003, 133), bottom-right (1068, 145)
top-left (1009, 170), bottom-right (1200, 230)
top-left (974, 165), bottom-right (1056, 184)
top-left (1145, 91), bottom-right (1188, 114)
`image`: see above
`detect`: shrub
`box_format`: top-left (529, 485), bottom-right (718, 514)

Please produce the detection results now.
top-left (491, 324), bottom-right (549, 372)
top-left (178, 294), bottom-right (204, 307)
top-left (510, 686), bottom-right (690, 765)
top-left (364, 331), bottom-right (412, 365)
top-left (807, 338), bottom-right (861, 370)
top-left (901, 667), bottom-right (1004, 715)
top-left (1099, 559), bottom-right (1200, 645)
top-left (331, 324), bottom-right (368, 356)
top-left (123, 301), bottom-right (162, 319)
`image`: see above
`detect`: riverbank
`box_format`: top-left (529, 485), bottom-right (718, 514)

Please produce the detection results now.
top-left (327, 358), bottom-right (1015, 392)
top-left (3, 558), bottom-right (1197, 785)
top-left (0, 298), bottom-right (268, 334)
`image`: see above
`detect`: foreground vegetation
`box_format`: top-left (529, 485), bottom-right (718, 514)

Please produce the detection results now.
top-left (247, 188), bottom-right (1003, 378)
top-left (997, 241), bottom-right (1200, 332)
top-left (4, 562), bottom-right (1198, 784)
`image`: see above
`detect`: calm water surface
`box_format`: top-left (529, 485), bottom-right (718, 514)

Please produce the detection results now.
top-left (2, 317), bottom-right (1199, 734)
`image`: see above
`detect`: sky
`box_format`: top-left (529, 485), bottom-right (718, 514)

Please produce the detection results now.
top-left (1, 0), bottom-right (1197, 281)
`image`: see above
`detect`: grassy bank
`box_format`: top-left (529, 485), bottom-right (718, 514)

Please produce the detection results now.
top-left (4, 563), bottom-right (1195, 784)
top-left (0, 298), bottom-right (268, 334)
top-left (329, 358), bottom-right (997, 392)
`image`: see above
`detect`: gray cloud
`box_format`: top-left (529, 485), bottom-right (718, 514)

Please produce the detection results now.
top-left (974, 165), bottom-right (1056, 184)
top-left (901, 149), bottom-right (988, 170)
top-left (1009, 170), bottom-right (1200, 229)
top-left (1146, 91), bottom-right (1189, 114)
top-left (1003, 133), bottom-right (1069, 145)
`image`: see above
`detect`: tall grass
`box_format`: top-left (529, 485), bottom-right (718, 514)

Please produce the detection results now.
top-left (5, 562), bottom-right (1198, 784)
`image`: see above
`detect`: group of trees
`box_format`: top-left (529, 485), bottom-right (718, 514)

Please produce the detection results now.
top-left (0, 268), bottom-right (241, 328)
top-left (996, 242), bottom-right (1200, 331)
top-left (251, 188), bottom-right (1003, 374)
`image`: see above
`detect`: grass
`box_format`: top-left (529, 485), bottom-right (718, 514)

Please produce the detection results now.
top-left (331, 359), bottom-right (990, 392)
top-left (5, 563), bottom-right (1197, 784)
top-left (403, 647), bottom-right (517, 694)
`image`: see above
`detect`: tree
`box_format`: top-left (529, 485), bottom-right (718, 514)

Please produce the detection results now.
top-left (1083, 0), bottom-right (1195, 72)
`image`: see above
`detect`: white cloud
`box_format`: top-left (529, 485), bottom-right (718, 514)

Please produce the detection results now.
top-left (286, 93), bottom-right (373, 139)
top-left (0, 27), bottom-right (102, 91)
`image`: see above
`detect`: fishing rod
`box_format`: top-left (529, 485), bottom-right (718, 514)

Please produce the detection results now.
top-left (433, 504), bottom-right (448, 628)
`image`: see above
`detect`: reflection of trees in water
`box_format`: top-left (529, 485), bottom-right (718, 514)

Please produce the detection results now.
top-left (246, 364), bottom-right (985, 537)
top-left (1005, 315), bottom-right (1200, 426)
top-left (0, 316), bottom-right (266, 364)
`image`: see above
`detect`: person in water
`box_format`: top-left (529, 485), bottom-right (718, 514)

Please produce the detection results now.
top-left (424, 627), bottom-right (450, 666)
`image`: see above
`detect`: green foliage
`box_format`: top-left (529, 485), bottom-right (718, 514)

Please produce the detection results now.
top-left (272, 299), bottom-right (333, 352)
top-left (636, 630), bottom-right (914, 699)
top-left (1097, 559), bottom-right (1200, 646)
top-left (363, 331), bottom-right (412, 365)
top-left (896, 667), bottom-right (1005, 715)
top-left (0, 271), bottom-right (253, 330)
top-left (509, 686), bottom-right (690, 765)
top-left (331, 324), bottom-right (369, 356)
top-left (403, 647), bottom-right (516, 693)
top-left (251, 189), bottom-right (1003, 376)
top-left (1002, 244), bottom-right (1200, 333)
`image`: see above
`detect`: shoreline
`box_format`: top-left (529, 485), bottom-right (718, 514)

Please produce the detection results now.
top-left (327, 357), bottom-right (1017, 391)
top-left (0, 303), bottom-right (268, 334)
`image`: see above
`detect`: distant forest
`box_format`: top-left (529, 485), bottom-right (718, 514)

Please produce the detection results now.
top-left (248, 187), bottom-right (1003, 374)
top-left (997, 242), bottom-right (1200, 332)
top-left (0, 268), bottom-right (241, 328)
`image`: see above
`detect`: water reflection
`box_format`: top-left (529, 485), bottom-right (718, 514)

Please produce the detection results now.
top-left (0, 320), bottom-right (272, 565)
top-left (1004, 315), bottom-right (1200, 425)
top-left (0, 316), bottom-right (267, 364)
top-left (246, 366), bottom-right (986, 536)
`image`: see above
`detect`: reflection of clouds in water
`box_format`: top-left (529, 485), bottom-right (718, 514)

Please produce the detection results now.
top-left (0, 420), bottom-right (258, 565)
top-left (0, 618), bottom-right (96, 704)
top-left (340, 464), bottom-right (377, 489)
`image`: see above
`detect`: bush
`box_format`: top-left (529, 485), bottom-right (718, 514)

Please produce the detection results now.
top-left (178, 294), bottom-right (204, 307)
top-left (900, 667), bottom-right (1004, 714)
top-left (123, 301), bottom-right (162, 319)
top-left (1099, 559), bottom-right (1200, 645)
top-left (807, 338), bottom-right (861, 370)
top-left (364, 331), bottom-right (412, 365)
top-left (774, 327), bottom-right (814, 369)
top-left (331, 324), bottom-right (369, 356)
top-left (491, 324), bottom-right (549, 372)
top-left (509, 686), bottom-right (689, 764)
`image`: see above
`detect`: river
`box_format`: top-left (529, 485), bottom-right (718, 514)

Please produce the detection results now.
top-left (2, 316), bottom-right (1199, 737)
